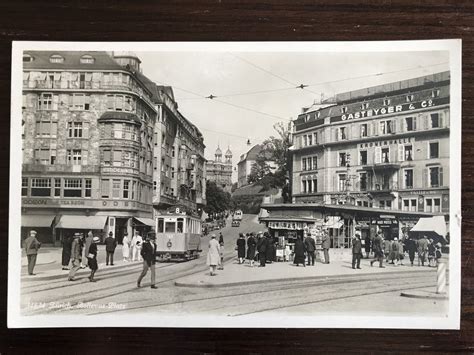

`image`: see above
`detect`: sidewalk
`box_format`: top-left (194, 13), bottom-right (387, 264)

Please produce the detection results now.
top-left (175, 251), bottom-right (438, 288)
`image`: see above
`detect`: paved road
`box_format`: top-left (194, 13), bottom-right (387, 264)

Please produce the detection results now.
top-left (21, 214), bottom-right (446, 317)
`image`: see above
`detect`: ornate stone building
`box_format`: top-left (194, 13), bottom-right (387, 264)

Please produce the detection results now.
top-left (205, 146), bottom-right (233, 193)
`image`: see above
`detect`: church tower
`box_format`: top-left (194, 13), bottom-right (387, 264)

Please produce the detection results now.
top-left (215, 145), bottom-right (222, 162)
top-left (225, 146), bottom-right (233, 164)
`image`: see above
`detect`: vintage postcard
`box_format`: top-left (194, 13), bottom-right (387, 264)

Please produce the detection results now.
top-left (9, 40), bottom-right (461, 328)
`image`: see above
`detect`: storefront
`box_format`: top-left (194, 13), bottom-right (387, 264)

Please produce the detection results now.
top-left (20, 214), bottom-right (56, 245)
top-left (55, 215), bottom-right (108, 243)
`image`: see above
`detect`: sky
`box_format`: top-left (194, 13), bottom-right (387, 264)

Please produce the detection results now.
top-left (137, 50), bottom-right (449, 182)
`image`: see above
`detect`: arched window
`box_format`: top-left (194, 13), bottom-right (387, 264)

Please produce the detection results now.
top-left (49, 54), bottom-right (64, 63)
top-left (80, 55), bottom-right (95, 64)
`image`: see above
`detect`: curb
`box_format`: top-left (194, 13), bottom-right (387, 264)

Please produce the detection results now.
top-left (175, 268), bottom-right (436, 288)
top-left (400, 290), bottom-right (448, 300)
top-left (21, 259), bottom-right (56, 267)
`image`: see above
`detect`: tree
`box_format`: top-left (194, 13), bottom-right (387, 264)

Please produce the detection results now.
top-left (260, 122), bottom-right (292, 175)
top-left (204, 180), bottom-right (231, 216)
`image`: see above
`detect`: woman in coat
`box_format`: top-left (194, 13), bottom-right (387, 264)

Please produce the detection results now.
top-left (61, 235), bottom-right (72, 270)
top-left (207, 234), bottom-right (221, 276)
top-left (364, 235), bottom-right (371, 259)
top-left (122, 233), bottom-right (130, 262)
top-left (246, 233), bottom-right (257, 267)
top-left (236, 233), bottom-right (246, 264)
top-left (293, 235), bottom-right (306, 267)
top-left (87, 236), bottom-right (100, 282)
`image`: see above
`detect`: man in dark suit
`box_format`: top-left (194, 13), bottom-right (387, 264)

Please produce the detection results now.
top-left (370, 231), bottom-right (385, 268)
top-left (304, 234), bottom-right (316, 266)
top-left (24, 230), bottom-right (41, 275)
top-left (137, 233), bottom-right (157, 289)
top-left (105, 231), bottom-right (117, 266)
top-left (257, 232), bottom-right (267, 267)
top-left (352, 233), bottom-right (363, 269)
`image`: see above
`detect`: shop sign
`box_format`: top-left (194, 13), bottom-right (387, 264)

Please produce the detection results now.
top-left (268, 221), bottom-right (309, 230)
top-left (330, 97), bottom-right (449, 123)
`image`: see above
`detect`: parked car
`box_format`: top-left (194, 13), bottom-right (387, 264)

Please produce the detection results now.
top-left (232, 220), bottom-right (240, 227)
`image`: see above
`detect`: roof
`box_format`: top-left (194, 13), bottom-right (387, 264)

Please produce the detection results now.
top-left (98, 111), bottom-right (141, 125)
top-left (239, 144), bottom-right (274, 163)
top-left (23, 51), bottom-right (125, 71)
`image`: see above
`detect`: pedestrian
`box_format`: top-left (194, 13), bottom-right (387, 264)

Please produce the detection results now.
top-left (293, 235), bottom-right (306, 267)
top-left (364, 235), bottom-right (371, 259)
top-left (207, 234), bottom-right (221, 276)
top-left (417, 235), bottom-right (429, 266)
top-left (137, 233), bottom-right (157, 288)
top-left (321, 230), bottom-right (331, 264)
top-left (87, 236), bottom-right (100, 282)
top-left (61, 234), bottom-right (72, 270)
top-left (24, 230), bottom-right (41, 275)
top-left (105, 231), bottom-right (117, 266)
top-left (131, 231), bottom-right (143, 262)
top-left (370, 231), bottom-right (385, 268)
top-left (68, 233), bottom-right (83, 281)
top-left (266, 233), bottom-right (275, 264)
top-left (236, 233), bottom-right (246, 264)
top-left (383, 237), bottom-right (391, 263)
top-left (398, 238), bottom-right (405, 266)
top-left (352, 233), bottom-right (363, 269)
top-left (81, 231), bottom-right (93, 269)
top-left (122, 232), bottom-right (130, 262)
top-left (246, 233), bottom-right (257, 267)
top-left (435, 243), bottom-right (443, 267)
top-left (219, 232), bottom-right (224, 245)
top-left (427, 239), bottom-right (436, 267)
top-left (257, 232), bottom-right (267, 267)
top-left (304, 233), bottom-right (316, 266)
top-left (389, 238), bottom-right (400, 265)
top-left (218, 238), bottom-right (225, 270)
top-left (404, 235), bottom-right (417, 266)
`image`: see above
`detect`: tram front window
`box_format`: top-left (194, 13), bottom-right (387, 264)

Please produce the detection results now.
top-left (165, 221), bottom-right (176, 233)
top-left (177, 218), bottom-right (184, 233)
top-left (157, 218), bottom-right (164, 233)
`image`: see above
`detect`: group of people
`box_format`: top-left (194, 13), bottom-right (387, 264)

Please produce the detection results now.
top-left (121, 231), bottom-right (144, 262)
top-left (365, 231), bottom-right (443, 268)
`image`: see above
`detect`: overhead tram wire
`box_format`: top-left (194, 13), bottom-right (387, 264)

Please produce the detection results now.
top-left (229, 53), bottom-right (320, 96)
top-left (173, 61), bottom-right (450, 101)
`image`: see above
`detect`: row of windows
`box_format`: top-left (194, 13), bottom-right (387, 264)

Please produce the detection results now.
top-left (34, 149), bottom-right (85, 165)
top-left (22, 178), bottom-right (92, 198)
top-left (301, 156), bottom-right (318, 171)
top-left (23, 54), bottom-right (95, 64)
top-left (299, 113), bottom-right (444, 148)
top-left (101, 123), bottom-right (139, 141)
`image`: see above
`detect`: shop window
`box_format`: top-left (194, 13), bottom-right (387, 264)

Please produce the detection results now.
top-left (85, 179), bottom-right (92, 198)
top-left (64, 178), bottom-right (82, 197)
top-left (101, 179), bottom-right (110, 198)
top-left (404, 169), bottom-right (414, 189)
top-left (430, 142), bottom-right (439, 159)
top-left (22, 178), bottom-right (28, 196)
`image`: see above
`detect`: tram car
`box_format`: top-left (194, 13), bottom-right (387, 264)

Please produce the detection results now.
top-left (155, 206), bottom-right (202, 261)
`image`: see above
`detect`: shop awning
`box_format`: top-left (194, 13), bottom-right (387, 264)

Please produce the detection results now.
top-left (324, 216), bottom-right (343, 229)
top-left (258, 208), bottom-right (269, 219)
top-left (21, 215), bottom-right (55, 228)
top-left (56, 215), bottom-right (108, 230)
top-left (410, 216), bottom-right (447, 237)
top-left (134, 217), bottom-right (155, 227)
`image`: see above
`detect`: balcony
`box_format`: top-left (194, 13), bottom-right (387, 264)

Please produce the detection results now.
top-left (362, 162), bottom-right (400, 171)
top-left (368, 182), bottom-right (399, 194)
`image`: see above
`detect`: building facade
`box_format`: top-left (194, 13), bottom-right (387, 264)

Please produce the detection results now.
top-left (237, 144), bottom-right (278, 188)
top-left (21, 51), bottom-right (205, 245)
top-left (206, 146), bottom-right (233, 193)
top-left (291, 71), bottom-right (450, 217)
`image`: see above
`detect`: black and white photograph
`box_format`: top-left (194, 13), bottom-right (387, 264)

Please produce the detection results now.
top-left (8, 40), bottom-right (461, 328)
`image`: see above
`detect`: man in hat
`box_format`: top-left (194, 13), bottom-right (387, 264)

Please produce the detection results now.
top-left (352, 233), bottom-right (363, 269)
top-left (87, 236), bottom-right (100, 282)
top-left (105, 231), bottom-right (117, 266)
top-left (24, 230), bottom-right (41, 275)
top-left (321, 230), bottom-right (331, 264)
top-left (68, 233), bottom-right (83, 281)
top-left (137, 233), bottom-right (157, 289)
top-left (81, 231), bottom-right (93, 269)
top-left (257, 231), bottom-right (267, 267)
top-left (304, 233), bottom-right (316, 266)
top-left (370, 230), bottom-right (385, 268)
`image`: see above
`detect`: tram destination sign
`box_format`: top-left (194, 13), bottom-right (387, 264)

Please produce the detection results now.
top-left (330, 97), bottom-right (449, 123)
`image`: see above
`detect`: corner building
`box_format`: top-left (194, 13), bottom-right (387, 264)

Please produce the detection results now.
top-left (21, 51), bottom-right (205, 245)
top-left (278, 72), bottom-right (450, 243)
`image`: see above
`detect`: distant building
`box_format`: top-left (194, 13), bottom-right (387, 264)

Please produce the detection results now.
top-left (237, 144), bottom-right (278, 188)
top-left (206, 146), bottom-right (233, 193)
top-left (21, 51), bottom-right (205, 245)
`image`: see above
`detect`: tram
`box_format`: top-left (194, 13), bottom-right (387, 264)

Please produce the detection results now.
top-left (155, 206), bottom-right (202, 261)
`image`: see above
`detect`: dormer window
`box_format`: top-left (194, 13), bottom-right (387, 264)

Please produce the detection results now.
top-left (23, 54), bottom-right (34, 62)
top-left (406, 94), bottom-right (414, 102)
top-left (383, 98), bottom-right (391, 106)
top-left (49, 54), bottom-right (64, 64)
top-left (304, 115), bottom-right (309, 122)
top-left (361, 102), bottom-right (369, 110)
top-left (341, 106), bottom-right (347, 114)
top-left (432, 89), bottom-right (440, 98)
top-left (80, 55), bottom-right (95, 64)
top-left (317, 112), bottom-right (321, 118)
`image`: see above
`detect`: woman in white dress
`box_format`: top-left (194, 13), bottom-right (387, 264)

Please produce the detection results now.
top-left (207, 234), bottom-right (221, 276)
top-left (122, 233), bottom-right (130, 262)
